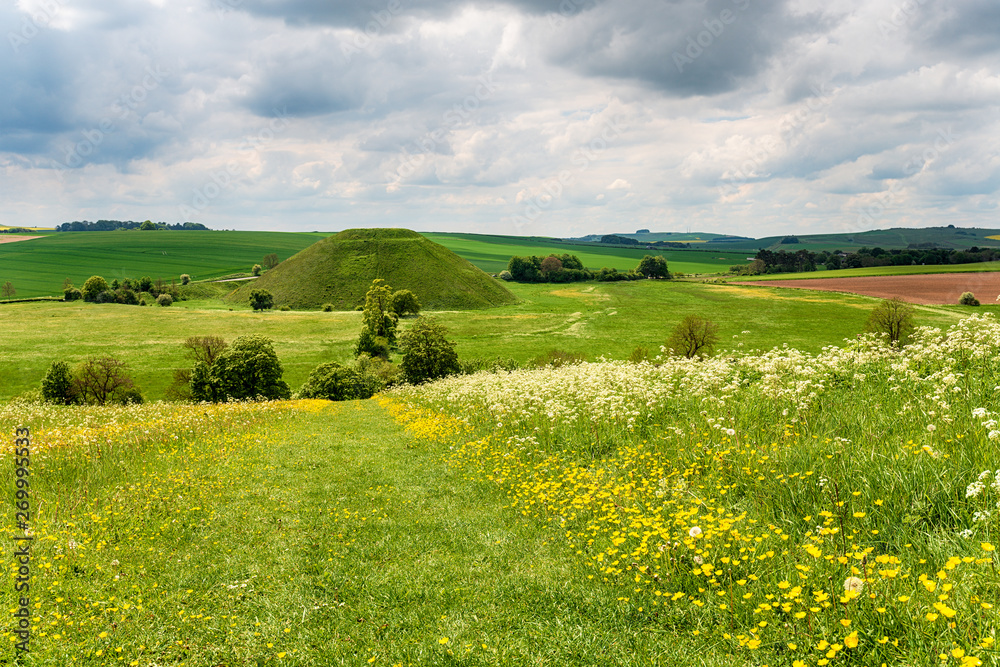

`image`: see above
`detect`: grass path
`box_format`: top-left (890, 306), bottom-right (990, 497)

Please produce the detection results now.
top-left (8, 400), bottom-right (735, 666)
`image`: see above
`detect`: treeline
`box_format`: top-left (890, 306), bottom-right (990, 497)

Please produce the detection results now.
top-left (733, 246), bottom-right (1000, 275)
top-left (55, 220), bottom-right (209, 232)
top-left (503, 254), bottom-right (671, 283)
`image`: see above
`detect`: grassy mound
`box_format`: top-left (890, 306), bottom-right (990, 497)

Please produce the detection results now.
top-left (228, 228), bottom-right (518, 310)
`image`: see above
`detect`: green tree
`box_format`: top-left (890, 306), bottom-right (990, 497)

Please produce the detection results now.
top-left (666, 316), bottom-right (720, 359)
top-left (197, 334), bottom-right (290, 401)
top-left (2, 281), bottom-right (15, 300)
top-left (399, 317), bottom-right (460, 385)
top-left (139, 220), bottom-right (157, 230)
top-left (356, 279), bottom-right (397, 358)
top-left (389, 289), bottom-right (421, 317)
top-left (81, 275), bottom-right (109, 302)
top-left (636, 255), bottom-right (670, 279)
top-left (251, 264), bottom-right (262, 277)
top-left (262, 253), bottom-right (280, 270)
top-left (249, 289), bottom-right (274, 311)
top-left (865, 297), bottom-right (915, 345)
top-left (41, 361), bottom-right (76, 404)
top-left (297, 363), bottom-right (368, 401)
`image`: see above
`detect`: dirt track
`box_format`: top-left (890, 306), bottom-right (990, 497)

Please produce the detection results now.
top-left (735, 272), bottom-right (1000, 305)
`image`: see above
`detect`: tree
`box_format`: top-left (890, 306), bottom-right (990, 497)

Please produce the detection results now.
top-left (540, 255), bottom-right (563, 278)
top-left (865, 297), bottom-right (915, 345)
top-left (72, 356), bottom-right (142, 405)
top-left (636, 255), bottom-right (670, 279)
top-left (81, 275), bottom-right (109, 302)
top-left (180, 273), bottom-right (191, 285)
top-left (297, 363), bottom-right (368, 401)
top-left (667, 316), bottom-right (720, 359)
top-left (389, 289), bottom-right (421, 317)
top-left (41, 361), bottom-right (76, 404)
top-left (183, 335), bottom-right (228, 366)
top-left (1, 281), bottom-right (14, 300)
top-left (251, 264), bottom-right (262, 277)
top-left (249, 289), bottom-right (274, 311)
top-left (356, 279), bottom-right (398, 358)
top-left (262, 253), bottom-right (280, 270)
top-left (399, 317), bottom-right (461, 384)
top-left (197, 334), bottom-right (290, 401)
top-left (139, 220), bottom-right (157, 230)
top-left (156, 293), bottom-right (173, 306)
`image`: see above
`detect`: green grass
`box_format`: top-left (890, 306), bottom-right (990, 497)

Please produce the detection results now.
top-left (423, 233), bottom-right (751, 275)
top-left (0, 280), bottom-right (971, 402)
top-left (0, 231), bottom-right (328, 298)
top-left (1, 399), bottom-right (739, 665)
top-left (729, 261), bottom-right (1000, 281)
top-left (702, 226), bottom-right (1000, 252)
top-left (228, 229), bottom-right (517, 311)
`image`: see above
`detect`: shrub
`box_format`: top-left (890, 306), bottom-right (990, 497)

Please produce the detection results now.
top-left (666, 316), bottom-right (720, 359)
top-left (63, 287), bottom-right (82, 302)
top-left (531, 349), bottom-right (586, 368)
top-left (354, 354), bottom-right (401, 393)
top-left (249, 289), bottom-right (274, 311)
top-left (297, 363), bottom-right (366, 401)
top-left (628, 346), bottom-right (650, 363)
top-left (399, 317), bottom-right (461, 385)
top-left (278, 305), bottom-right (291, 311)
top-left (959, 291), bottom-right (980, 306)
top-left (117, 288), bottom-right (139, 305)
top-left (81, 275), bottom-right (109, 302)
top-left (322, 303), bottom-right (335, 312)
top-left (138, 276), bottom-right (153, 292)
top-left (156, 293), bottom-right (173, 307)
top-left (389, 289), bottom-right (421, 317)
top-left (866, 297), bottom-right (915, 344)
top-left (41, 361), bottom-right (76, 404)
top-left (198, 334), bottom-right (290, 401)
top-left (251, 264), bottom-right (262, 277)
top-left (180, 273), bottom-right (191, 285)
top-left (636, 255), bottom-right (670, 279)
top-left (72, 356), bottom-right (142, 405)
top-left (498, 270), bottom-right (513, 281)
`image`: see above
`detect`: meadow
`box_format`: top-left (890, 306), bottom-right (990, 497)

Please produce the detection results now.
top-left (0, 280), bottom-right (972, 402)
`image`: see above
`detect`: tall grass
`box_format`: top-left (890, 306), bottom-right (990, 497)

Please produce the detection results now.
top-left (386, 314), bottom-right (1000, 666)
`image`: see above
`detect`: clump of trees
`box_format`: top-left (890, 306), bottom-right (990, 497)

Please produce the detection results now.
top-left (865, 297), bottom-right (915, 345)
top-left (73, 275), bottom-right (180, 305)
top-left (41, 357), bottom-right (143, 405)
top-left (505, 254), bottom-right (669, 283)
top-left (55, 220), bottom-right (209, 232)
top-left (190, 334), bottom-right (290, 402)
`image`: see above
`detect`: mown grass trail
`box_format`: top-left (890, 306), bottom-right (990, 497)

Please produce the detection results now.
top-left (3, 400), bottom-right (732, 666)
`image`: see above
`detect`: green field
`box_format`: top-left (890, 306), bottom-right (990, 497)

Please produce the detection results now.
top-left (0, 280), bottom-right (970, 402)
top-left (729, 261), bottom-right (1000, 281)
top-left (0, 231), bottom-right (328, 298)
top-left (423, 232), bottom-right (750, 275)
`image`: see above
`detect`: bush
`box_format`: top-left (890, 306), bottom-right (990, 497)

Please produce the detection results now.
top-left (180, 273), bottom-right (191, 285)
top-left (249, 289), bottom-right (274, 311)
top-left (389, 289), bottom-right (421, 317)
top-left (959, 292), bottom-right (980, 306)
top-left (628, 346), bottom-right (650, 363)
top-left (72, 356), bottom-right (142, 405)
top-left (298, 363), bottom-right (367, 401)
top-left (251, 264), bottom-right (262, 277)
top-left (531, 349), bottom-right (586, 368)
top-left (321, 303), bottom-right (335, 312)
top-left (63, 287), bottom-right (82, 302)
top-left (866, 297), bottom-right (915, 344)
top-left (666, 316), bottom-right (720, 359)
top-left (399, 317), bottom-right (461, 385)
top-left (81, 275), bottom-right (109, 302)
top-left (278, 305), bottom-right (291, 311)
top-left (196, 334), bottom-right (290, 401)
top-left (41, 361), bottom-right (76, 404)
top-left (498, 270), bottom-right (513, 281)
top-left (354, 354), bottom-right (401, 393)
top-left (636, 255), bottom-right (670, 279)
top-left (156, 293), bottom-right (173, 307)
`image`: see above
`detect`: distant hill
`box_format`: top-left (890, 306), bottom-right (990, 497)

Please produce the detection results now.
top-left (228, 228), bottom-right (518, 311)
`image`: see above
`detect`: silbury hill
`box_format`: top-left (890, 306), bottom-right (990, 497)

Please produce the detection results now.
top-left (229, 228), bottom-right (518, 310)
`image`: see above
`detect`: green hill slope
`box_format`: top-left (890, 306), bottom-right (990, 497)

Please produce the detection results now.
top-left (229, 228), bottom-right (518, 310)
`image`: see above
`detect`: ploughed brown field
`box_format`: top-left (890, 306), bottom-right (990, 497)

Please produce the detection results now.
top-left (735, 272), bottom-right (1000, 305)
top-left (0, 235), bottom-right (42, 244)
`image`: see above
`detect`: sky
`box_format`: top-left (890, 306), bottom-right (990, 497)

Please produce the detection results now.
top-left (1, 0), bottom-right (998, 238)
